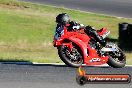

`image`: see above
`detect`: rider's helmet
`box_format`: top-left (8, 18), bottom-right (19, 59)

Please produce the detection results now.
top-left (56, 13), bottom-right (70, 25)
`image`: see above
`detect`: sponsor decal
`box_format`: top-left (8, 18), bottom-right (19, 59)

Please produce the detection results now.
top-left (76, 66), bottom-right (131, 85)
top-left (90, 58), bottom-right (100, 62)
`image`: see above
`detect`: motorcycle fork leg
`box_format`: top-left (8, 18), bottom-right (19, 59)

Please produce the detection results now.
top-left (62, 43), bottom-right (73, 52)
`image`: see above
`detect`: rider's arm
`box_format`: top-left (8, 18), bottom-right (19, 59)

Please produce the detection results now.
top-left (69, 21), bottom-right (85, 30)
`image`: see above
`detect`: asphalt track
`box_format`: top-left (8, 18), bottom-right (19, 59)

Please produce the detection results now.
top-left (0, 62), bottom-right (131, 88)
top-left (20, 0), bottom-right (132, 18)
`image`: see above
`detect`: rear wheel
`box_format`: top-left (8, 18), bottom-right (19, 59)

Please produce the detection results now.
top-left (107, 45), bottom-right (126, 68)
top-left (58, 44), bottom-right (83, 67)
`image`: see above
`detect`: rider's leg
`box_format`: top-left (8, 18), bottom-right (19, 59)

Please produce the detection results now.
top-left (85, 26), bottom-right (106, 46)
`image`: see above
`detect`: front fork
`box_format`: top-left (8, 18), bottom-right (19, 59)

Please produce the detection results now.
top-left (62, 43), bottom-right (73, 52)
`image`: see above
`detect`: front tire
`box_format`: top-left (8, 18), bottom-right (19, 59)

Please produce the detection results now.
top-left (58, 45), bottom-right (83, 67)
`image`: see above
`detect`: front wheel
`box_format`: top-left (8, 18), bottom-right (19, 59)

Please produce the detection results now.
top-left (58, 45), bottom-right (83, 67)
top-left (107, 44), bottom-right (126, 68)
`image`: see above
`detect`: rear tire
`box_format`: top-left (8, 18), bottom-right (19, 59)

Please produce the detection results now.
top-left (107, 46), bottom-right (126, 68)
top-left (58, 44), bottom-right (83, 67)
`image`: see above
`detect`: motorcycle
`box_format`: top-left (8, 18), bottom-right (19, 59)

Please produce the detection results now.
top-left (53, 25), bottom-right (126, 68)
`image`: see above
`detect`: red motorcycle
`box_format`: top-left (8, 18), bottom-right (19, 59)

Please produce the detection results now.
top-left (53, 25), bottom-right (126, 68)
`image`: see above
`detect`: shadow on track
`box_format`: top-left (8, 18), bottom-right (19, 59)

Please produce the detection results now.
top-left (0, 61), bottom-right (111, 68)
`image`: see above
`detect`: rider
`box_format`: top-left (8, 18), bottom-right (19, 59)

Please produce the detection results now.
top-left (55, 13), bottom-right (106, 46)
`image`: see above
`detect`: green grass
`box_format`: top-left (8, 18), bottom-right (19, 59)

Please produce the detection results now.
top-left (0, 0), bottom-right (132, 64)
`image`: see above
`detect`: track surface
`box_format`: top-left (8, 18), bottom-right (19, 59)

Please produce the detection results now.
top-left (0, 63), bottom-right (131, 88)
top-left (20, 0), bottom-right (132, 18)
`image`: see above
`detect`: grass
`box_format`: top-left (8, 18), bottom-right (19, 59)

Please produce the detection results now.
top-left (0, 0), bottom-right (132, 64)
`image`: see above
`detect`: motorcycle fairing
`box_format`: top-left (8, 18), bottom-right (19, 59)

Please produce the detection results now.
top-left (67, 37), bottom-right (109, 65)
top-left (53, 26), bottom-right (109, 66)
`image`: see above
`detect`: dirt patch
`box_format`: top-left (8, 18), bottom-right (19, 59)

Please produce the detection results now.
top-left (0, 2), bottom-right (30, 9)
